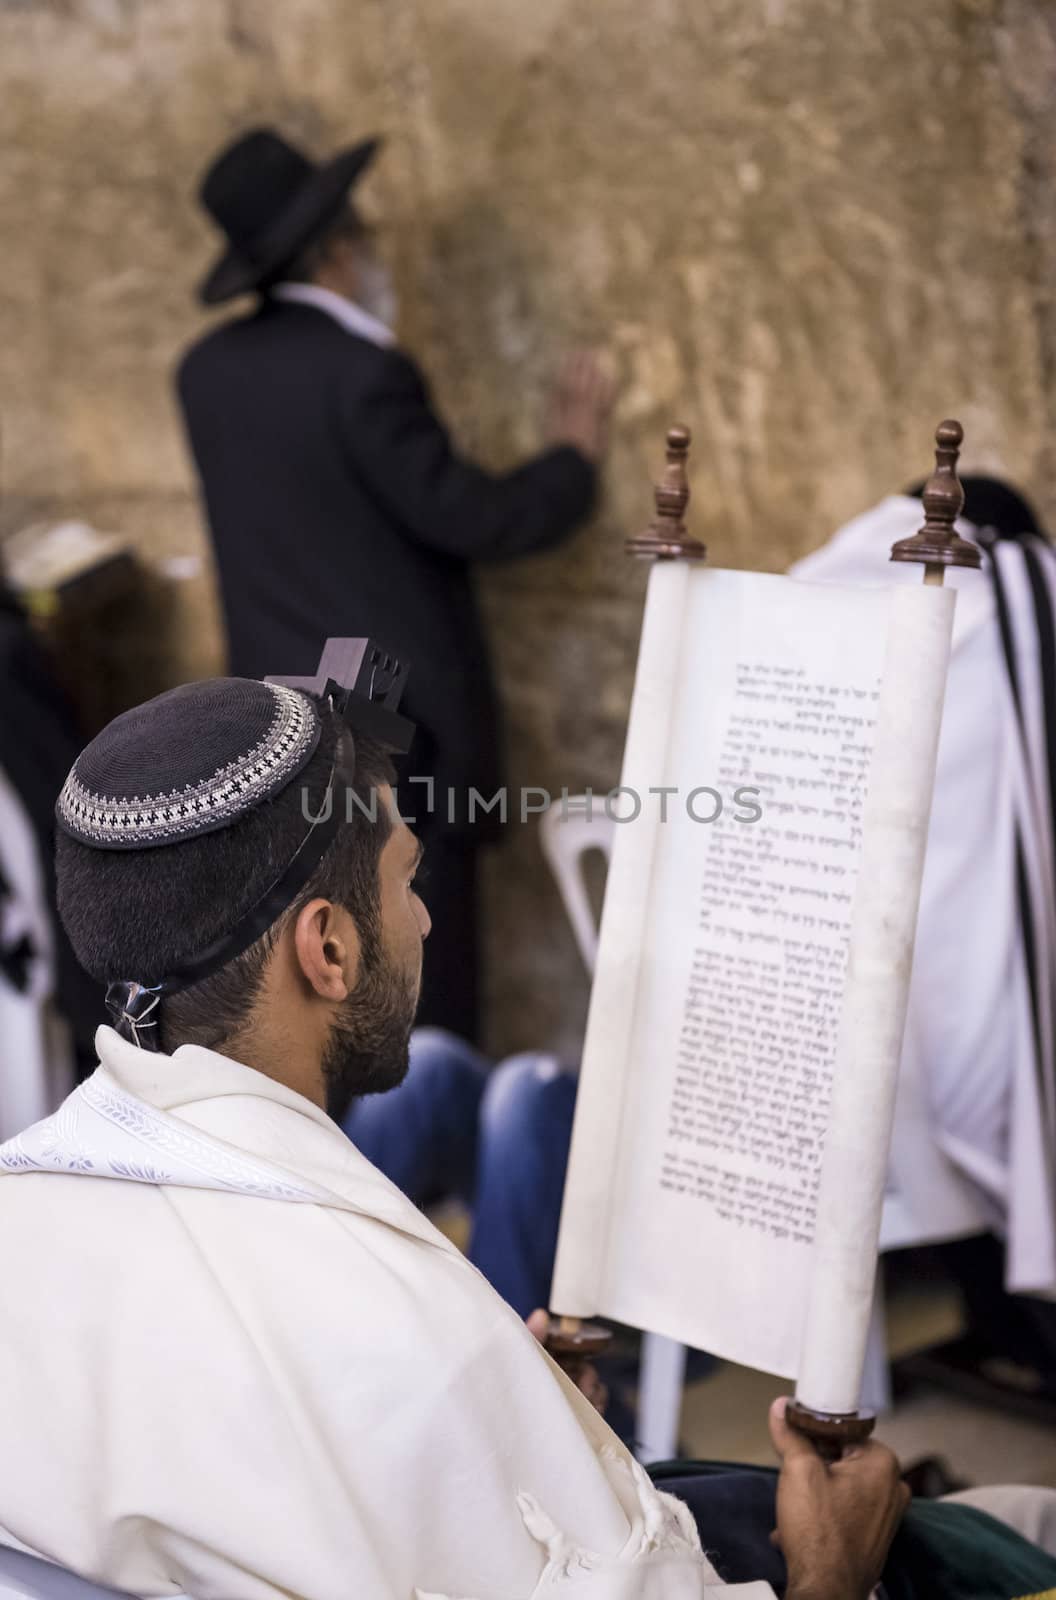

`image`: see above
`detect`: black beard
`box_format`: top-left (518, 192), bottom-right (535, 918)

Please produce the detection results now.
top-left (322, 949), bottom-right (417, 1123)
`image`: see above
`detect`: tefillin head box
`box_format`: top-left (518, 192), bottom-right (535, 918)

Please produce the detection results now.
top-left (267, 637), bottom-right (415, 753)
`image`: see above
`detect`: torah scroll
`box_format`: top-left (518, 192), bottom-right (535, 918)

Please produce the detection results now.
top-left (550, 563), bottom-right (955, 1415)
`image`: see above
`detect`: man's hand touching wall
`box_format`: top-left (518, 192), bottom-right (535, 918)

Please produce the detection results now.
top-left (546, 349), bottom-right (615, 464)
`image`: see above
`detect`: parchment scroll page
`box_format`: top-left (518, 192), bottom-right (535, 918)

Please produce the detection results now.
top-left (551, 568), bottom-right (954, 1390)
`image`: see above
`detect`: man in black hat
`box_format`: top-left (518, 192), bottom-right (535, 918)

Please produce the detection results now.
top-left (176, 127), bottom-right (612, 1043)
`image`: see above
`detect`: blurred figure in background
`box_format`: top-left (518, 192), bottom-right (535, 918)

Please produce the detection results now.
top-left (793, 477), bottom-right (1056, 1401)
top-left (177, 127), bottom-right (612, 1044)
top-left (0, 577), bottom-right (100, 1134)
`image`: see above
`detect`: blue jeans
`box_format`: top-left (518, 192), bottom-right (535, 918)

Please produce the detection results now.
top-left (342, 1028), bottom-right (578, 1317)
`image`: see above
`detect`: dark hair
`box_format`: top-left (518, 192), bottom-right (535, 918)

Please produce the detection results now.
top-left (55, 708), bottom-right (396, 1053)
top-left (280, 203), bottom-right (367, 286)
top-left (906, 473), bottom-right (1046, 542)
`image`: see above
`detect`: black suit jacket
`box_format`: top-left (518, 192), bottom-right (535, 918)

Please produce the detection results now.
top-left (176, 299), bottom-right (596, 823)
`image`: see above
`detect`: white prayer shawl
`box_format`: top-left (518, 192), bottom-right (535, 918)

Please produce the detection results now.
top-left (0, 765), bottom-right (73, 1140)
top-left (0, 1027), bottom-right (772, 1600)
top-left (791, 496), bottom-right (1056, 1293)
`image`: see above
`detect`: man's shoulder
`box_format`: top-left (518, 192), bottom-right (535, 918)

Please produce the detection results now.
top-left (177, 301), bottom-right (413, 388)
top-left (176, 308), bottom-right (261, 395)
top-left (178, 305), bottom-right (259, 360)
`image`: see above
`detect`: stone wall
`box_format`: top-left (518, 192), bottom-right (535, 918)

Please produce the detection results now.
top-left (3, 0), bottom-right (1056, 1056)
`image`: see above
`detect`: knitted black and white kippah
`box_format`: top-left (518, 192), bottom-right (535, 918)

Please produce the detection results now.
top-left (56, 678), bottom-right (321, 850)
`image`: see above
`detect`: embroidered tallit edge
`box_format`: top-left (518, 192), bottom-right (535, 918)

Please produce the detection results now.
top-left (79, 1076), bottom-right (328, 1200)
top-left (0, 1076), bottom-right (329, 1204)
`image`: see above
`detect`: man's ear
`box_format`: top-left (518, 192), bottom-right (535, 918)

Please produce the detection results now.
top-left (292, 898), bottom-right (361, 1001)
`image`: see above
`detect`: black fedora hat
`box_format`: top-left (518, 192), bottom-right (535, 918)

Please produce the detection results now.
top-left (196, 127), bottom-right (382, 306)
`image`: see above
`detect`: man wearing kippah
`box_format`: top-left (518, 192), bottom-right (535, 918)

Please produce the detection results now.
top-left (0, 665), bottom-right (936, 1600)
top-left (6, 674), bottom-right (1056, 1600)
top-left (176, 127), bottom-right (613, 1046)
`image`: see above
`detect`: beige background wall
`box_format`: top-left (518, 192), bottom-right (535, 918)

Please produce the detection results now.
top-left (3, 0), bottom-right (1056, 1056)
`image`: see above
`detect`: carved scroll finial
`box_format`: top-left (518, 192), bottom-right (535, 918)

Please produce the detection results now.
top-left (890, 419), bottom-right (982, 575)
top-left (627, 424), bottom-right (707, 562)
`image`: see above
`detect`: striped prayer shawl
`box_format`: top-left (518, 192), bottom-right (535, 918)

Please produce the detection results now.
top-left (983, 530), bottom-right (1056, 1212)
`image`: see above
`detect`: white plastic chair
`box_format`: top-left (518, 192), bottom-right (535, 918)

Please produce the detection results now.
top-left (540, 797), bottom-right (689, 1462)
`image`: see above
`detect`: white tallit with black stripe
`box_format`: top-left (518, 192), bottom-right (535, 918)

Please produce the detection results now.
top-left (984, 523), bottom-right (1056, 1286)
top-left (0, 766), bottom-right (73, 1141)
top-left (793, 496), bottom-right (1056, 1294)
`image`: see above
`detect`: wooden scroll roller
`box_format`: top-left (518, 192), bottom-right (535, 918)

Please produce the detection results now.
top-left (889, 419), bottom-right (982, 582)
top-left (787, 418), bottom-right (978, 1466)
top-left (544, 425), bottom-right (708, 1381)
top-left (626, 424), bottom-right (708, 562)
top-left (543, 1317), bottom-right (616, 1382)
top-left (784, 1399), bottom-right (877, 1465)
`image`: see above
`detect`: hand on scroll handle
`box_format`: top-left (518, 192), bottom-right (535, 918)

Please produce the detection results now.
top-left (770, 1397), bottom-right (909, 1600)
top-left (526, 1309), bottom-right (608, 1416)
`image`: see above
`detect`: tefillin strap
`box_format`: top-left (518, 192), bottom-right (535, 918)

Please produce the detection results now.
top-left (105, 981), bottom-right (164, 1051)
top-left (106, 638), bottom-right (416, 1052)
top-left (104, 747), bottom-right (342, 1053)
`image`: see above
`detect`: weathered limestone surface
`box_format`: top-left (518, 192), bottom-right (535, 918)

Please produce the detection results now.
top-left (3, 0), bottom-right (1055, 1055)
